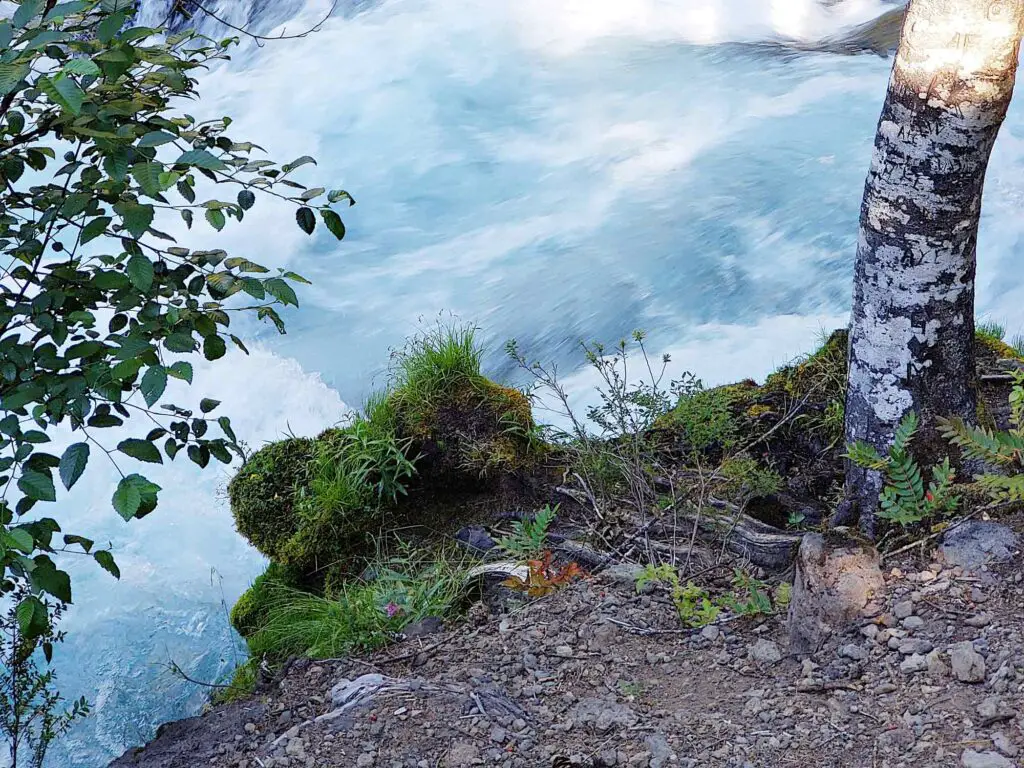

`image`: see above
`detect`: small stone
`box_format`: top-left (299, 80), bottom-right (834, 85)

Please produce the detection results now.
top-left (555, 645), bottom-right (574, 658)
top-left (901, 616), bottom-right (925, 631)
top-left (926, 649), bottom-right (949, 678)
top-left (965, 614), bottom-right (992, 628)
top-left (961, 749), bottom-right (1014, 768)
top-left (893, 600), bottom-right (915, 619)
top-left (747, 639), bottom-right (782, 665)
top-left (900, 654), bottom-right (929, 674)
top-left (645, 733), bottom-right (675, 768)
top-left (860, 623), bottom-right (879, 640)
top-left (971, 587), bottom-right (989, 603)
top-left (446, 742), bottom-right (480, 767)
top-left (977, 696), bottom-right (1014, 726)
top-left (839, 643), bottom-right (868, 661)
top-left (490, 726), bottom-right (507, 743)
top-left (874, 682), bottom-right (897, 694)
top-left (991, 732), bottom-right (1019, 757)
top-left (356, 754), bottom-right (375, 768)
top-left (701, 625), bottom-right (720, 641)
top-left (243, 723), bottom-right (257, 734)
top-left (898, 638), bottom-right (933, 655)
top-left (951, 641), bottom-right (987, 683)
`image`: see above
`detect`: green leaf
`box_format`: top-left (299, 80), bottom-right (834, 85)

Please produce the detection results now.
top-left (58, 442), bottom-right (89, 490)
top-left (138, 131), bottom-right (177, 148)
top-left (177, 179), bottom-right (195, 203)
top-left (80, 216), bottom-right (111, 244)
top-left (175, 149), bottom-right (227, 171)
top-left (265, 278), bottom-right (298, 307)
top-left (63, 534), bottom-right (93, 553)
top-left (125, 252), bottom-right (154, 291)
top-left (205, 209), bottom-right (226, 231)
top-left (328, 189), bottom-right (355, 206)
top-left (168, 361), bottom-right (193, 383)
top-left (237, 190), bottom-right (255, 210)
top-left (203, 334), bottom-right (226, 361)
top-left (282, 271), bottom-right (312, 285)
top-left (32, 561), bottom-right (72, 603)
top-left (18, 470), bottom-right (55, 502)
top-left (112, 478), bottom-right (141, 520)
top-left (199, 398), bottom-right (220, 413)
top-left (164, 333), bottom-right (196, 353)
top-left (218, 416), bottom-right (236, 443)
top-left (295, 207), bottom-right (315, 235)
top-left (0, 63), bottom-right (30, 96)
top-left (140, 366), bottom-right (167, 407)
top-left (131, 162), bottom-right (165, 198)
top-left (63, 58), bottom-right (101, 77)
top-left (37, 74), bottom-right (85, 115)
top-left (282, 155), bottom-right (316, 173)
top-left (100, 0), bottom-right (134, 11)
top-left (97, 11), bottom-right (125, 44)
top-left (13, 0), bottom-right (44, 28)
top-left (117, 438), bottom-right (162, 464)
top-left (61, 193), bottom-right (91, 218)
top-left (321, 209), bottom-right (346, 240)
top-left (6, 528), bottom-right (34, 553)
top-left (94, 550), bottom-right (120, 579)
top-left (16, 597), bottom-right (48, 639)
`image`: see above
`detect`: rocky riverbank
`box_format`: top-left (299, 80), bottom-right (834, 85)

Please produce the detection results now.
top-left (112, 514), bottom-right (1023, 768)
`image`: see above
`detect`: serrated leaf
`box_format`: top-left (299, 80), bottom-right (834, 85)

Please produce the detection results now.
top-left (168, 361), bottom-right (193, 383)
top-left (16, 597), bottom-right (47, 639)
top-left (264, 277), bottom-right (299, 307)
top-left (18, 469), bottom-right (55, 502)
top-left (140, 366), bottom-right (167, 407)
top-left (0, 63), bottom-right (30, 96)
top-left (138, 131), bottom-right (177, 148)
top-left (7, 528), bottom-right (34, 553)
top-left (175, 149), bottom-right (227, 171)
top-left (31, 561), bottom-right (72, 603)
top-left (59, 442), bottom-right (89, 490)
top-left (321, 208), bottom-right (346, 240)
top-left (112, 478), bottom-right (141, 520)
top-left (164, 332), bottom-right (196, 353)
top-left (237, 190), bottom-right (255, 210)
top-left (13, 0), bottom-right (43, 28)
top-left (295, 207), bottom-right (315, 235)
top-left (199, 398), bottom-right (220, 413)
top-left (125, 252), bottom-right (154, 290)
top-left (80, 216), bottom-right (111, 244)
top-left (205, 209), bottom-right (225, 231)
top-left (63, 58), bottom-right (101, 77)
top-left (94, 550), bottom-right (120, 579)
top-left (37, 74), bottom-right (84, 115)
top-left (203, 334), bottom-right (226, 361)
top-left (131, 162), bottom-right (165, 197)
top-left (117, 438), bottom-right (162, 464)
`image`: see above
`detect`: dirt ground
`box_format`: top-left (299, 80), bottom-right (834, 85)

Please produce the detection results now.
top-left (112, 513), bottom-right (1024, 768)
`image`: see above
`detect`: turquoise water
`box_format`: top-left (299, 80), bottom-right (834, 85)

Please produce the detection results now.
top-left (45, 1), bottom-right (1024, 764)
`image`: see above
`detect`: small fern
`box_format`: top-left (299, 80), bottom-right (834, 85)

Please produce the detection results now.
top-left (497, 504), bottom-right (558, 561)
top-left (939, 370), bottom-right (1024, 503)
top-left (847, 411), bottom-right (959, 526)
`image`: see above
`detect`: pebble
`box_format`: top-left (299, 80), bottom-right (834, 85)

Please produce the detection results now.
top-left (701, 625), bottom-right (720, 641)
top-left (950, 641), bottom-right (987, 683)
top-left (965, 613), bottom-right (992, 628)
top-left (901, 616), bottom-right (925, 631)
top-left (747, 639), bottom-right (782, 665)
top-left (839, 643), bottom-right (868, 661)
top-left (893, 600), bottom-right (915, 619)
top-left (897, 638), bottom-right (933, 656)
top-left (900, 654), bottom-right (928, 674)
top-left (961, 749), bottom-right (1014, 768)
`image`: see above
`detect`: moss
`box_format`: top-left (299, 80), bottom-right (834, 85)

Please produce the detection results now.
top-left (393, 377), bottom-right (536, 483)
top-left (230, 561), bottom-right (296, 637)
top-left (210, 661), bottom-right (257, 705)
top-left (765, 329), bottom-right (848, 400)
top-left (745, 404), bottom-right (774, 419)
top-left (975, 328), bottom-right (1024, 361)
top-left (228, 437), bottom-right (315, 561)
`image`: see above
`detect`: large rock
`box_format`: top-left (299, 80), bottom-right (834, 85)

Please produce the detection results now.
top-left (961, 750), bottom-right (1015, 768)
top-left (939, 521), bottom-right (1019, 570)
top-left (787, 533), bottom-right (885, 654)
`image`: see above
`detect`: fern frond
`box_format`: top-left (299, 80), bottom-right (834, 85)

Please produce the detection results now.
top-left (974, 473), bottom-right (1024, 503)
top-left (938, 416), bottom-right (1017, 466)
top-left (887, 449), bottom-right (924, 507)
top-left (891, 411), bottom-right (919, 455)
top-left (845, 441), bottom-right (887, 470)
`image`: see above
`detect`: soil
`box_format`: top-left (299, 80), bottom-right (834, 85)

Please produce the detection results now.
top-left (111, 512), bottom-right (1024, 768)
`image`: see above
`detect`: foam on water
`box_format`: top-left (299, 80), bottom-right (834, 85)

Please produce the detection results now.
top-left (41, 0), bottom-right (1024, 764)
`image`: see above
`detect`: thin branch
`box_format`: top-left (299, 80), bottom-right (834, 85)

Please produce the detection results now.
top-left (186, 0), bottom-right (339, 47)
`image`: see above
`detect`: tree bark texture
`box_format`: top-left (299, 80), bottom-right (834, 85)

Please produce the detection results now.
top-left (844, 0), bottom-right (1024, 534)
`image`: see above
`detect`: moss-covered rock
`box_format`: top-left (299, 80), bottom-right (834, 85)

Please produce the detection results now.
top-left (230, 561), bottom-right (293, 637)
top-left (228, 437), bottom-right (315, 562)
top-left (392, 377), bottom-right (536, 485)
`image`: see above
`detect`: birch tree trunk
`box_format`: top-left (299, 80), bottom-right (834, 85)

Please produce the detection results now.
top-left (842, 0), bottom-right (1024, 536)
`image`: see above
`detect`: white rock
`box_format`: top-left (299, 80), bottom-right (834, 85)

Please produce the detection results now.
top-left (900, 654), bottom-right (928, 674)
top-left (950, 642), bottom-right (986, 683)
top-left (961, 749), bottom-right (1014, 768)
top-left (747, 639), bottom-right (782, 665)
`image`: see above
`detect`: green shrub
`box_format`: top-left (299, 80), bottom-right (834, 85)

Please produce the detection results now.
top-left (229, 437), bottom-right (316, 561)
top-left (230, 562), bottom-right (295, 637)
top-left (247, 548), bottom-right (469, 661)
top-left (210, 661), bottom-right (258, 706)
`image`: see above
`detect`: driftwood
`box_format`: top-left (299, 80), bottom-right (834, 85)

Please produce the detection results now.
top-left (647, 501), bottom-right (803, 572)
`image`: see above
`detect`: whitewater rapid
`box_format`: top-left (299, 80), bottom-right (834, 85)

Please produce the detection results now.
top-left (43, 0), bottom-right (1024, 764)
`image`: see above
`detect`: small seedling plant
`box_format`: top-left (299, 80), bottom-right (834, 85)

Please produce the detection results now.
top-left (497, 504), bottom-right (557, 561)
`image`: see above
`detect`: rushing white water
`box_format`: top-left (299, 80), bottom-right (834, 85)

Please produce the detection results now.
top-left (40, 0), bottom-right (1024, 765)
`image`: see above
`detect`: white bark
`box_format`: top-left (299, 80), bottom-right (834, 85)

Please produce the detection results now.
top-left (842, 0), bottom-right (1024, 534)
